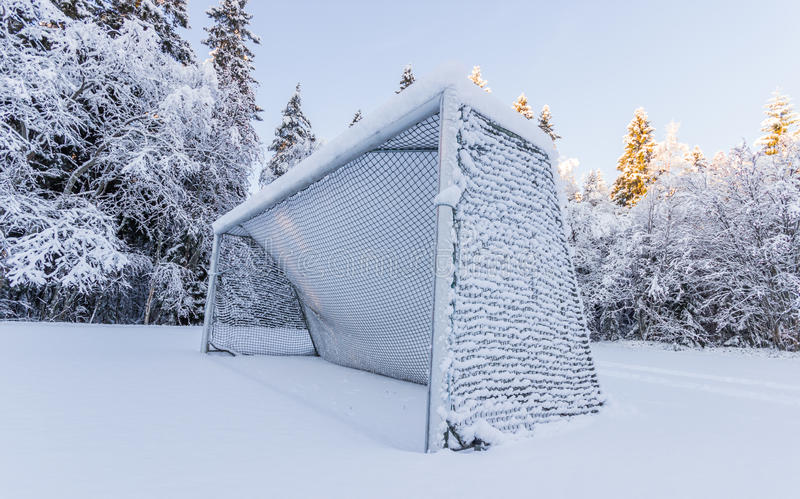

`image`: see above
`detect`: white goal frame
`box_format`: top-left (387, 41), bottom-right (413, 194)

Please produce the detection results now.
top-left (201, 65), bottom-right (602, 452)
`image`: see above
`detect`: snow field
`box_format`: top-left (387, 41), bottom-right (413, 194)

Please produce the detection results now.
top-left (1, 322), bottom-right (798, 498)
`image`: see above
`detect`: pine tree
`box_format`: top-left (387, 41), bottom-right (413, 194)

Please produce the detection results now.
top-left (55, 2), bottom-right (194, 62)
top-left (687, 145), bottom-right (708, 171)
top-left (203, 0), bottom-right (261, 121)
top-left (54, 0), bottom-right (108, 20)
top-left (396, 64), bottom-right (415, 94)
top-left (581, 169), bottom-right (610, 206)
top-left (349, 110), bottom-right (363, 127)
top-left (611, 108), bottom-right (656, 207)
top-left (711, 151), bottom-right (728, 170)
top-left (756, 90), bottom-right (799, 155)
top-left (538, 104), bottom-right (561, 141)
top-left (108, 0), bottom-right (194, 64)
top-left (468, 66), bottom-right (491, 92)
top-left (650, 121), bottom-right (689, 177)
top-left (513, 93), bottom-right (534, 119)
top-left (557, 157), bottom-right (581, 202)
top-left (262, 84), bottom-right (316, 182)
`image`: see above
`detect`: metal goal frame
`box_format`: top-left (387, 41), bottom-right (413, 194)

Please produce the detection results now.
top-left (201, 71), bottom-right (602, 452)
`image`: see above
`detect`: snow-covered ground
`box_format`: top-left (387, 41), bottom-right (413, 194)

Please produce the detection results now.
top-left (1, 322), bottom-right (798, 499)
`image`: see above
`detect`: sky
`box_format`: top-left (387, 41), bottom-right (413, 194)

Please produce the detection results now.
top-left (185, 0), bottom-right (800, 184)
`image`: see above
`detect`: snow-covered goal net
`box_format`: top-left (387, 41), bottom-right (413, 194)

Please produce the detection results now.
top-left (208, 115), bottom-right (440, 383)
top-left (202, 70), bottom-right (603, 452)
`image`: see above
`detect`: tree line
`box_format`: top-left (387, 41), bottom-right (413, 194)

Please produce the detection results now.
top-left (2, 3), bottom-right (797, 350)
top-left (1, 0), bottom-right (260, 324)
top-left (555, 94), bottom-right (800, 350)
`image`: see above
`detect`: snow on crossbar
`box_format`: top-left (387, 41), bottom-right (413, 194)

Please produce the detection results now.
top-left (201, 64), bottom-right (603, 452)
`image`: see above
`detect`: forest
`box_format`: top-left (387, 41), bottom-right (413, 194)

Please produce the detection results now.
top-left (1, 0), bottom-right (798, 350)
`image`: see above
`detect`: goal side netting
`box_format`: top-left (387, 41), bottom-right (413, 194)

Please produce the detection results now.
top-left (432, 105), bottom-right (603, 448)
top-left (208, 233), bottom-right (314, 356)
top-left (207, 114), bottom-right (441, 384)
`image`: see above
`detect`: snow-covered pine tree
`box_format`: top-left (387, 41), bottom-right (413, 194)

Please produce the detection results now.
top-left (396, 64), bottom-right (415, 94)
top-left (582, 169), bottom-right (609, 206)
top-left (538, 104), bottom-right (561, 141)
top-left (262, 84), bottom-right (317, 182)
top-left (204, 0), bottom-right (262, 140)
top-left (649, 122), bottom-right (689, 178)
top-left (54, 0), bottom-right (108, 20)
top-left (513, 93), bottom-right (534, 119)
top-left (108, 0), bottom-right (194, 64)
top-left (756, 90), bottom-right (799, 156)
top-left (610, 108), bottom-right (656, 207)
top-left (349, 110), bottom-right (363, 127)
top-left (557, 157), bottom-right (581, 202)
top-left (687, 145), bottom-right (708, 171)
top-left (202, 0), bottom-right (261, 204)
top-left (468, 66), bottom-right (491, 92)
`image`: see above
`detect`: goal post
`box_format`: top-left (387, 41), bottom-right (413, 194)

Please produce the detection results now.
top-left (200, 233), bottom-right (219, 354)
top-left (201, 66), bottom-right (603, 452)
top-left (425, 87), bottom-right (459, 452)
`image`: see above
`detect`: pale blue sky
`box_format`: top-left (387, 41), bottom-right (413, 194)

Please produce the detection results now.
top-left (184, 0), bottom-right (800, 183)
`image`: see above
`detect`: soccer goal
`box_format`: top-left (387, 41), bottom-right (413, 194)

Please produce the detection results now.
top-left (201, 66), bottom-right (602, 452)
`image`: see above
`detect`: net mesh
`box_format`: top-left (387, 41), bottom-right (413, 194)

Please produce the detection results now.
top-left (441, 107), bottom-right (602, 446)
top-left (209, 234), bottom-right (314, 355)
top-left (211, 114), bottom-right (441, 383)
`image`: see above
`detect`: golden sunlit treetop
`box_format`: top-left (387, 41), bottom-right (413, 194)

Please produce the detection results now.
top-left (512, 93), bottom-right (533, 119)
top-left (468, 66), bottom-right (491, 93)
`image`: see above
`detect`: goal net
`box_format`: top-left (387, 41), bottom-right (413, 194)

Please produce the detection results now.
top-left (202, 78), bottom-right (603, 452)
top-left (207, 114), bottom-right (441, 384)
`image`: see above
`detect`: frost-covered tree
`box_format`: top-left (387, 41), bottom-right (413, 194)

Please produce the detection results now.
top-left (262, 84), bottom-right (317, 182)
top-left (512, 93), bottom-right (534, 119)
top-left (561, 171), bottom-right (623, 337)
top-left (582, 169), bottom-right (609, 206)
top-left (602, 169), bottom-right (699, 343)
top-left (756, 90), bottom-right (799, 156)
top-left (349, 110), bottom-right (363, 127)
top-left (557, 157), bottom-right (581, 202)
top-left (681, 144), bottom-right (800, 347)
top-left (109, 0), bottom-right (194, 64)
top-left (538, 105), bottom-right (561, 141)
top-left (203, 0), bottom-right (262, 159)
top-left (396, 64), bottom-right (415, 94)
top-left (575, 142), bottom-right (800, 348)
top-left (53, 0), bottom-right (108, 20)
top-left (0, 0), bottom-right (251, 324)
top-left (468, 66), bottom-right (491, 92)
top-left (710, 151), bottom-right (727, 170)
top-left (687, 145), bottom-right (708, 172)
top-left (611, 108), bottom-right (656, 207)
top-left (649, 122), bottom-right (689, 177)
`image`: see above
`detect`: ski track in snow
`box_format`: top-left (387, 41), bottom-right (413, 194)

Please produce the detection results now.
top-left (598, 367), bottom-right (800, 407)
top-left (596, 360), bottom-right (800, 392)
top-left (596, 358), bottom-right (800, 407)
